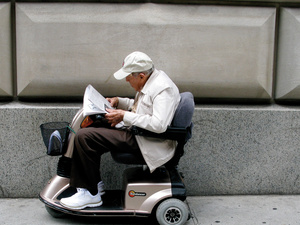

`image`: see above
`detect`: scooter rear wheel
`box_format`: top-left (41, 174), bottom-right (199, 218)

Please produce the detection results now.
top-left (156, 198), bottom-right (189, 225)
top-left (45, 205), bottom-right (65, 218)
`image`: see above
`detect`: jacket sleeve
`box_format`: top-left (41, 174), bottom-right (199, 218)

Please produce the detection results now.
top-left (117, 97), bottom-right (134, 111)
top-left (123, 88), bottom-right (179, 133)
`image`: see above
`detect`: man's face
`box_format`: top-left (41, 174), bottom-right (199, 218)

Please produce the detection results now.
top-left (126, 73), bottom-right (145, 92)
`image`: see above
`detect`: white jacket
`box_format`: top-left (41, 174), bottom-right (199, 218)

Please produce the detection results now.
top-left (117, 69), bottom-right (180, 172)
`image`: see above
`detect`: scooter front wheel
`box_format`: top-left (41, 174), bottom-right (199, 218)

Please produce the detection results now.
top-left (45, 205), bottom-right (65, 218)
top-left (156, 198), bottom-right (189, 225)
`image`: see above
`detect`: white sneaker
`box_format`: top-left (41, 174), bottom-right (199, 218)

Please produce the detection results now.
top-left (98, 181), bottom-right (105, 196)
top-left (60, 188), bottom-right (103, 210)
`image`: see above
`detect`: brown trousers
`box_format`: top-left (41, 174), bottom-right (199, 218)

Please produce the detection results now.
top-left (70, 126), bottom-right (140, 195)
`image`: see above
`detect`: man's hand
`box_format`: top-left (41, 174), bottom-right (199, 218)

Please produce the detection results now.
top-left (105, 108), bottom-right (125, 127)
top-left (106, 97), bottom-right (119, 108)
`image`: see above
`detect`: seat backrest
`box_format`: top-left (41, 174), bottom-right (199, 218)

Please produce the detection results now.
top-left (171, 92), bottom-right (195, 141)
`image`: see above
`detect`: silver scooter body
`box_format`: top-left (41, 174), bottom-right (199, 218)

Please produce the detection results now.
top-left (39, 109), bottom-right (189, 224)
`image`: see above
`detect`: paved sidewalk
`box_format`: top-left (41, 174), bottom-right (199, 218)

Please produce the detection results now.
top-left (0, 195), bottom-right (299, 225)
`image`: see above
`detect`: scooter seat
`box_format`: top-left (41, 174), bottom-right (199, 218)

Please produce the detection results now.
top-left (111, 151), bottom-right (146, 165)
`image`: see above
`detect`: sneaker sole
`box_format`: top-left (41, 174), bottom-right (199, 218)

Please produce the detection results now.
top-left (60, 200), bottom-right (103, 210)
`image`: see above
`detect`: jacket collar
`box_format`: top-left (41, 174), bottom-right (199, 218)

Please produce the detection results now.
top-left (140, 69), bottom-right (159, 95)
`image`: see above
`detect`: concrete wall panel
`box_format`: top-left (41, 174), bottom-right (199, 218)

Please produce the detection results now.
top-left (0, 3), bottom-right (13, 97)
top-left (1, 103), bottom-right (299, 197)
top-left (16, 3), bottom-right (275, 99)
top-left (276, 8), bottom-right (300, 100)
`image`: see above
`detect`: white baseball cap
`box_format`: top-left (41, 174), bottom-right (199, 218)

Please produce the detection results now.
top-left (114, 51), bottom-right (153, 80)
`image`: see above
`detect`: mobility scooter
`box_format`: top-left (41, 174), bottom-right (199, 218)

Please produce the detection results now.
top-left (39, 91), bottom-right (194, 225)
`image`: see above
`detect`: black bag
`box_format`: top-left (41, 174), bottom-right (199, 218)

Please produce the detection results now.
top-left (40, 122), bottom-right (70, 156)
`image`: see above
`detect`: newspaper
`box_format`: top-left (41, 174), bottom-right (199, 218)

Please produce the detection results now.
top-left (83, 84), bottom-right (113, 117)
top-left (83, 85), bottom-right (124, 128)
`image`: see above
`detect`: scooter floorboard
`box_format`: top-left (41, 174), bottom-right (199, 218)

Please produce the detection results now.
top-left (57, 188), bottom-right (123, 210)
top-left (43, 189), bottom-right (138, 217)
top-left (88, 190), bottom-right (124, 211)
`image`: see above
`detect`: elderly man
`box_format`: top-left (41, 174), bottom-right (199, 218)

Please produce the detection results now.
top-left (60, 51), bottom-right (180, 210)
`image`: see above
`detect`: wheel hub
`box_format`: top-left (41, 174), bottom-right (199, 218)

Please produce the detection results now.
top-left (165, 207), bottom-right (182, 224)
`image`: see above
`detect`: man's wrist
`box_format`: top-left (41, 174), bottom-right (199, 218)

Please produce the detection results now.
top-left (114, 97), bottom-right (119, 108)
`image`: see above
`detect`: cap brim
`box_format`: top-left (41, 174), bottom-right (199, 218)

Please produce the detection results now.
top-left (113, 68), bottom-right (131, 80)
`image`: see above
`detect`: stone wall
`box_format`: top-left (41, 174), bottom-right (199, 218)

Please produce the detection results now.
top-left (1, 103), bottom-right (299, 197)
top-left (1, 0), bottom-right (300, 197)
top-left (1, 1), bottom-right (300, 100)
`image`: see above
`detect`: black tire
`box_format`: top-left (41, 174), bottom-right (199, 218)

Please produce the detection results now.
top-left (45, 205), bottom-right (65, 218)
top-left (156, 198), bottom-right (189, 225)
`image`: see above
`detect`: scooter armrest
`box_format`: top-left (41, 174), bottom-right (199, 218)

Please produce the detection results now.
top-left (131, 126), bottom-right (187, 141)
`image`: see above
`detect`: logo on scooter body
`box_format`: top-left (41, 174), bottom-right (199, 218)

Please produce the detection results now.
top-left (128, 190), bottom-right (146, 198)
